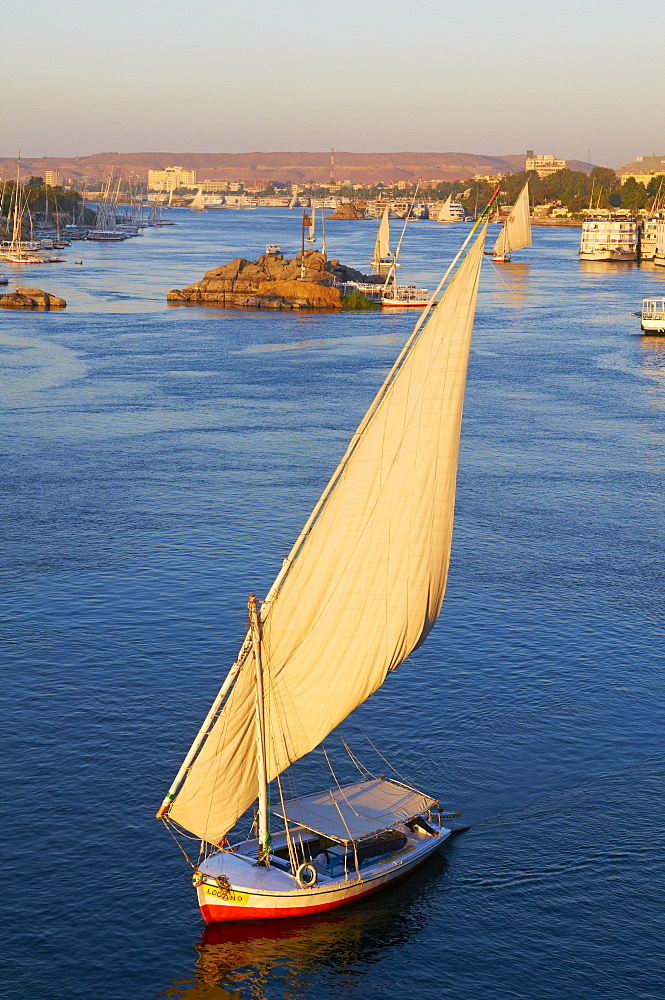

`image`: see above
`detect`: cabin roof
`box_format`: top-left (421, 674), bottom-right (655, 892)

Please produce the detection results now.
top-left (273, 777), bottom-right (438, 843)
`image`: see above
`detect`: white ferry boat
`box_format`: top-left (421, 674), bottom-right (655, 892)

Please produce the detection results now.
top-left (579, 211), bottom-right (637, 261)
top-left (653, 221), bottom-right (665, 267)
top-left (639, 298), bottom-right (665, 334)
top-left (382, 284), bottom-right (430, 307)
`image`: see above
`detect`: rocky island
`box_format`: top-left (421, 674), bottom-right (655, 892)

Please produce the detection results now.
top-left (167, 249), bottom-right (380, 310)
top-left (0, 287), bottom-right (67, 309)
top-left (325, 202), bottom-right (366, 220)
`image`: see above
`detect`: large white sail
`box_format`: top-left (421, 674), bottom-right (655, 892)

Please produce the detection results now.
top-left (191, 186), bottom-right (205, 212)
top-left (493, 182), bottom-right (532, 257)
top-left (373, 205), bottom-right (391, 261)
top-left (309, 204), bottom-right (316, 241)
top-left (437, 195), bottom-right (454, 223)
top-left (168, 227), bottom-right (488, 844)
top-left (289, 188), bottom-right (298, 210)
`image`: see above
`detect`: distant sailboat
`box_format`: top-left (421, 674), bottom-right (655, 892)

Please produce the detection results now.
top-left (371, 205), bottom-right (395, 275)
top-left (307, 203), bottom-right (316, 244)
top-left (492, 182), bottom-right (532, 262)
top-left (157, 210), bottom-right (496, 923)
top-left (382, 193), bottom-right (430, 308)
top-left (191, 186), bottom-right (206, 212)
top-left (288, 188), bottom-right (299, 210)
top-left (436, 195), bottom-right (464, 224)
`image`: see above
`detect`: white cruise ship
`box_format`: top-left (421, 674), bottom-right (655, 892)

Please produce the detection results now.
top-left (653, 221), bottom-right (665, 267)
top-left (579, 211), bottom-right (637, 261)
top-left (638, 212), bottom-right (665, 260)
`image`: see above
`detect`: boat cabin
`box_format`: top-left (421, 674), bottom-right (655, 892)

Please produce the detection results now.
top-left (198, 777), bottom-right (445, 890)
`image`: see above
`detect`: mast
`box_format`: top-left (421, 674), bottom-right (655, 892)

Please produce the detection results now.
top-left (248, 593), bottom-right (270, 856)
top-left (300, 209), bottom-right (307, 277)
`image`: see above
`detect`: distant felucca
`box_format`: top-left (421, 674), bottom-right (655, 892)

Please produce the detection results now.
top-left (190, 186), bottom-right (206, 212)
top-left (436, 195), bottom-right (464, 224)
top-left (491, 182), bottom-right (532, 262)
top-left (371, 205), bottom-right (395, 275)
top-left (307, 203), bottom-right (316, 244)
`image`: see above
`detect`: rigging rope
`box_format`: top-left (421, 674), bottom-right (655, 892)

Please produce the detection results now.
top-left (357, 726), bottom-right (422, 792)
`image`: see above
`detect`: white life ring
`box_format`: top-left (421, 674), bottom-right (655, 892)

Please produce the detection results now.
top-left (295, 862), bottom-right (318, 888)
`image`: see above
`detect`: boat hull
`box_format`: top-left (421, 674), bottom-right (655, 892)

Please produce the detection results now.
top-left (579, 249), bottom-right (637, 262)
top-left (197, 827), bottom-right (449, 923)
top-left (381, 298), bottom-right (429, 308)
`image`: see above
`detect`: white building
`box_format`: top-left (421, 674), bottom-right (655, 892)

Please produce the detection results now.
top-left (147, 166), bottom-right (197, 192)
top-left (45, 169), bottom-right (63, 187)
top-left (525, 152), bottom-right (567, 177)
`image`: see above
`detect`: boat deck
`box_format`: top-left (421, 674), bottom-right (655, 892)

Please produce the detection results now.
top-left (198, 818), bottom-right (460, 895)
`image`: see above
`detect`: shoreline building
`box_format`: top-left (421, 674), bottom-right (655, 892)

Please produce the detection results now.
top-left (44, 169), bottom-right (63, 187)
top-left (619, 155), bottom-right (665, 185)
top-left (525, 152), bottom-right (567, 177)
top-left (148, 166), bottom-right (196, 192)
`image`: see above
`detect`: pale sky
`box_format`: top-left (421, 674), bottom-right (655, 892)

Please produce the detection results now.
top-left (4, 0), bottom-right (664, 167)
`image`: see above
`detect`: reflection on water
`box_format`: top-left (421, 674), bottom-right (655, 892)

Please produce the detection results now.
top-left (161, 854), bottom-right (447, 1000)
top-left (639, 334), bottom-right (665, 397)
top-left (578, 259), bottom-right (637, 275)
top-left (491, 261), bottom-right (530, 305)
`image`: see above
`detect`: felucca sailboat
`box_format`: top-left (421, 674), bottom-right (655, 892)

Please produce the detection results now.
top-left (158, 203), bottom-right (498, 923)
top-left (436, 194), bottom-right (464, 223)
top-left (492, 182), bottom-right (532, 262)
top-left (190, 186), bottom-right (206, 212)
top-left (371, 205), bottom-right (395, 275)
top-left (307, 202), bottom-right (316, 244)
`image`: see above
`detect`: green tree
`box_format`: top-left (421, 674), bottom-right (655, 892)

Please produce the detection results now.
top-left (647, 174), bottom-right (665, 197)
top-left (620, 177), bottom-right (648, 211)
top-left (590, 167), bottom-right (618, 193)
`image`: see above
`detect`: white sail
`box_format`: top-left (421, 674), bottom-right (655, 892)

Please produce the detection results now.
top-left (373, 206), bottom-right (391, 262)
top-left (168, 227), bottom-right (488, 845)
top-left (309, 204), bottom-right (316, 241)
top-left (437, 195), bottom-right (454, 223)
top-left (493, 182), bottom-right (532, 257)
top-left (191, 186), bottom-right (205, 212)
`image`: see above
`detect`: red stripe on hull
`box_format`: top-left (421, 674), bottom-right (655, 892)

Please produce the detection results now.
top-left (201, 888), bottom-right (361, 923)
top-left (200, 854), bottom-right (429, 923)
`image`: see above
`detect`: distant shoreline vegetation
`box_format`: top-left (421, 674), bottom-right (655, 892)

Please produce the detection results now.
top-left (0, 177), bottom-right (95, 234)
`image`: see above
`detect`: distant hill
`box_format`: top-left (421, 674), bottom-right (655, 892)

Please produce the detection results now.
top-left (0, 151), bottom-right (598, 185)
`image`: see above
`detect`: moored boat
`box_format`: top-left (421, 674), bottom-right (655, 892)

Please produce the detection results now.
top-left (653, 220), bottom-right (665, 267)
top-left (639, 298), bottom-right (665, 333)
top-left (381, 284), bottom-right (430, 307)
top-left (638, 212), bottom-right (665, 261)
top-left (579, 210), bottom-right (637, 261)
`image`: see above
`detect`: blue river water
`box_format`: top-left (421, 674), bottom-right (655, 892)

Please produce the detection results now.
top-left (2, 209), bottom-right (664, 1000)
